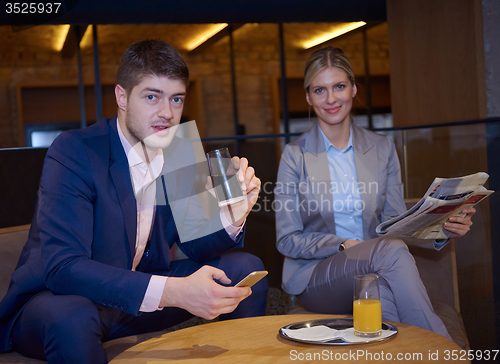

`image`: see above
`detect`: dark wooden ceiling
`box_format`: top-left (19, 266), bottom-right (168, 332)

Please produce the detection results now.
top-left (0, 0), bottom-right (386, 27)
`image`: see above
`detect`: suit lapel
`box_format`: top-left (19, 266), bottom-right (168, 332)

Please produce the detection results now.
top-left (304, 125), bottom-right (336, 234)
top-left (352, 124), bottom-right (378, 239)
top-left (108, 118), bottom-right (137, 256)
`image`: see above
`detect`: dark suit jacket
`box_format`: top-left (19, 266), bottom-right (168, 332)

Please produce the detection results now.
top-left (0, 117), bottom-right (242, 351)
top-left (275, 123), bottom-right (406, 295)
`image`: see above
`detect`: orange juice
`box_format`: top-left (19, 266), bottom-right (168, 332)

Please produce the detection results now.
top-left (353, 299), bottom-right (382, 334)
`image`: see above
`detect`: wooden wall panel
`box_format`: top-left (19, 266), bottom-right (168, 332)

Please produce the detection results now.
top-left (387, 0), bottom-right (495, 353)
top-left (387, 0), bottom-right (487, 127)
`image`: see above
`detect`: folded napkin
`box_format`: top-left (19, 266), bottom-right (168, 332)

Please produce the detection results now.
top-left (281, 325), bottom-right (396, 343)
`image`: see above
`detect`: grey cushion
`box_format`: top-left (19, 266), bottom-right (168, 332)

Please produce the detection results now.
top-left (0, 229), bottom-right (29, 300)
top-left (0, 351), bottom-right (46, 363)
top-left (0, 229), bottom-right (42, 363)
top-left (432, 301), bottom-right (469, 350)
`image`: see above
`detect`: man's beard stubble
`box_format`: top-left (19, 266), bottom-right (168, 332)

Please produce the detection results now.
top-left (125, 109), bottom-right (177, 151)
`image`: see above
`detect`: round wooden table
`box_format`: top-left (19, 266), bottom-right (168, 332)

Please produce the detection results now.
top-left (109, 314), bottom-right (468, 364)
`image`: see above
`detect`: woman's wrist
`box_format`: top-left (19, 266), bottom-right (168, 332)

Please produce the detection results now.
top-left (343, 239), bottom-right (363, 249)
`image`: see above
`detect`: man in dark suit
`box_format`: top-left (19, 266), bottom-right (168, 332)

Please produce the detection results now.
top-left (0, 39), bottom-right (267, 363)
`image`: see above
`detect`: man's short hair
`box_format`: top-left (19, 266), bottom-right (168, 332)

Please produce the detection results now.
top-left (116, 39), bottom-right (189, 94)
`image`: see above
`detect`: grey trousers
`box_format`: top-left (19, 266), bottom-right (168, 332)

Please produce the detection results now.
top-left (297, 237), bottom-right (451, 340)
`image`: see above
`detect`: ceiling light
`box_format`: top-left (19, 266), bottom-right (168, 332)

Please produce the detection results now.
top-left (303, 21), bottom-right (366, 49)
top-left (185, 23), bottom-right (228, 51)
top-left (55, 24), bottom-right (71, 51)
top-left (79, 26), bottom-right (92, 48)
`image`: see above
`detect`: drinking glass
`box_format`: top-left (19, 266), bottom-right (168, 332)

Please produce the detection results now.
top-left (353, 273), bottom-right (382, 337)
top-left (206, 148), bottom-right (245, 207)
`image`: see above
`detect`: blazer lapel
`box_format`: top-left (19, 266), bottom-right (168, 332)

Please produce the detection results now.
top-left (108, 118), bottom-right (137, 256)
top-left (352, 124), bottom-right (378, 240)
top-left (304, 125), bottom-right (336, 234)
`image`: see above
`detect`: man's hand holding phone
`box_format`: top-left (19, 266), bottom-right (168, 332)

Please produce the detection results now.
top-left (160, 268), bottom-right (267, 320)
top-left (235, 270), bottom-right (268, 287)
top-left (160, 266), bottom-right (251, 320)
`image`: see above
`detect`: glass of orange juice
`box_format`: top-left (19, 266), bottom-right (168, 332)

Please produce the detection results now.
top-left (353, 274), bottom-right (382, 337)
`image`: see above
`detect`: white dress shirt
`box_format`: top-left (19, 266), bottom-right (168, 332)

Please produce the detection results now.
top-left (117, 119), bottom-right (243, 312)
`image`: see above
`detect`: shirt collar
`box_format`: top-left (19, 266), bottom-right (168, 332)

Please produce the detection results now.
top-left (116, 118), bottom-right (164, 177)
top-left (320, 124), bottom-right (354, 153)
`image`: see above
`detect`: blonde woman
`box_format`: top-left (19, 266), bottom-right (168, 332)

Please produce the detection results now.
top-left (275, 47), bottom-right (475, 339)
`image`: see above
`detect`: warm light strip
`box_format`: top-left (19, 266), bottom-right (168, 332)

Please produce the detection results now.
top-left (303, 21), bottom-right (367, 49)
top-left (185, 23), bottom-right (228, 51)
top-left (54, 24), bottom-right (71, 51)
top-left (79, 26), bottom-right (93, 48)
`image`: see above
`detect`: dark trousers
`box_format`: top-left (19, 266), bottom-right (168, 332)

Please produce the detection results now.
top-left (11, 251), bottom-right (267, 363)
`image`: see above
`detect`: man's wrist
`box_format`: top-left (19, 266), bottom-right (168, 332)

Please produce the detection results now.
top-left (220, 210), bottom-right (245, 239)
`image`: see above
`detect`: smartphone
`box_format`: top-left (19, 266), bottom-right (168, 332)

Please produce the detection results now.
top-left (234, 270), bottom-right (268, 287)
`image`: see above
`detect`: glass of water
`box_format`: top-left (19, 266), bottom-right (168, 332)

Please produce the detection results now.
top-left (206, 147), bottom-right (245, 207)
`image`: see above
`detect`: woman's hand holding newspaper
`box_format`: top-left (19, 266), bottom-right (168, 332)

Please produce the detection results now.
top-left (444, 207), bottom-right (476, 238)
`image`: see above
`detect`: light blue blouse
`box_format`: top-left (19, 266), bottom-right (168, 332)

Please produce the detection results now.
top-left (319, 126), bottom-right (364, 241)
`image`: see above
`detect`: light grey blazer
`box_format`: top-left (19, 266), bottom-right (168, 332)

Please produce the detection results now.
top-left (275, 123), bottom-right (406, 295)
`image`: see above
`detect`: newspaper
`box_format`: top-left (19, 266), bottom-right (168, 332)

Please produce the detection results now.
top-left (376, 172), bottom-right (493, 240)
